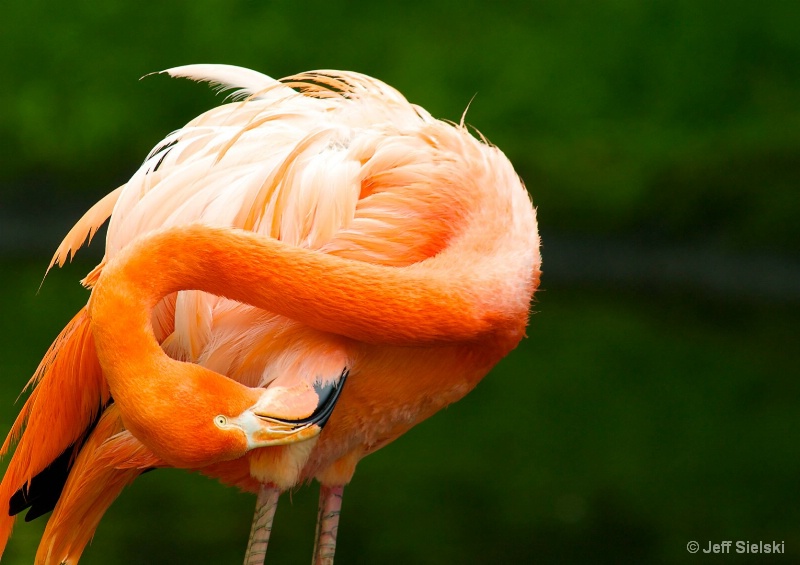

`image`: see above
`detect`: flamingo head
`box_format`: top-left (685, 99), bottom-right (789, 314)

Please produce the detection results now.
top-left (116, 365), bottom-right (348, 469)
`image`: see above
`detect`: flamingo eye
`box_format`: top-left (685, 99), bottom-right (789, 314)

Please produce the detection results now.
top-left (214, 415), bottom-right (228, 427)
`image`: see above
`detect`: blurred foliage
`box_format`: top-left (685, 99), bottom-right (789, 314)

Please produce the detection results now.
top-left (1, 0), bottom-right (798, 249)
top-left (1, 260), bottom-right (799, 563)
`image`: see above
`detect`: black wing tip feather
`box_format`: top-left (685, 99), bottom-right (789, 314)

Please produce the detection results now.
top-left (8, 399), bottom-right (113, 521)
top-left (9, 447), bottom-right (72, 521)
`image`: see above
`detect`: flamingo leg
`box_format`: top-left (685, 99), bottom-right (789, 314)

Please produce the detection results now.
top-left (312, 484), bottom-right (344, 565)
top-left (243, 484), bottom-right (281, 565)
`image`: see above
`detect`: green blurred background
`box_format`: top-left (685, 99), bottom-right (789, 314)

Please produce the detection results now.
top-left (1, 1), bottom-right (799, 563)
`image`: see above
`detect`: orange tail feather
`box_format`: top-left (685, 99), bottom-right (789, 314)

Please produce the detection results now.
top-left (35, 404), bottom-right (163, 565)
top-left (0, 307), bottom-right (110, 556)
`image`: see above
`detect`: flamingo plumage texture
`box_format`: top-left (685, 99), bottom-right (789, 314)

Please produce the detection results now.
top-left (0, 65), bottom-right (540, 564)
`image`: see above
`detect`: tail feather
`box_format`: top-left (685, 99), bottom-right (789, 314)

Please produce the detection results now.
top-left (0, 307), bottom-right (109, 557)
top-left (35, 405), bottom-right (163, 565)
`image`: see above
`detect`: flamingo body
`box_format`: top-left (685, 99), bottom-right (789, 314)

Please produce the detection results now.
top-left (0, 65), bottom-right (540, 563)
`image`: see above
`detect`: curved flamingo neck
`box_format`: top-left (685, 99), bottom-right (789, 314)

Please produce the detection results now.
top-left (92, 225), bottom-right (505, 351)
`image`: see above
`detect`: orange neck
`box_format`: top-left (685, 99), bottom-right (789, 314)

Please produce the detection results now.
top-left (92, 224), bottom-right (508, 349)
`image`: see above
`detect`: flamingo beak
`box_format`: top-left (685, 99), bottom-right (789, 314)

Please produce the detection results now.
top-left (218, 369), bottom-right (348, 450)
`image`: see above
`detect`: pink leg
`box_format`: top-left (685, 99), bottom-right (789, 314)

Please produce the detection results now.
top-left (312, 484), bottom-right (344, 565)
top-left (243, 483), bottom-right (281, 565)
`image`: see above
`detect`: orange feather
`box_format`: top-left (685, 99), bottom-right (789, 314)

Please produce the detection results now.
top-left (35, 404), bottom-right (163, 565)
top-left (1, 65), bottom-right (540, 563)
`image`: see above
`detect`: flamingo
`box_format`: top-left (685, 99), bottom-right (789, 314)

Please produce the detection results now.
top-left (0, 65), bottom-right (540, 564)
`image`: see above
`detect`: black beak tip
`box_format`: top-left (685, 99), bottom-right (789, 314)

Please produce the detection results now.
top-left (310, 368), bottom-right (349, 428)
top-left (270, 368), bottom-right (349, 430)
